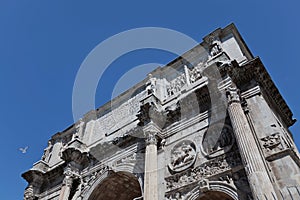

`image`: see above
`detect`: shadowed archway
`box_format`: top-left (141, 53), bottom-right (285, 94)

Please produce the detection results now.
top-left (87, 171), bottom-right (142, 200)
top-left (198, 191), bottom-right (234, 200)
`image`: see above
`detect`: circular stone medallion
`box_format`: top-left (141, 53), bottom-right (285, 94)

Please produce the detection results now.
top-left (168, 140), bottom-right (197, 173)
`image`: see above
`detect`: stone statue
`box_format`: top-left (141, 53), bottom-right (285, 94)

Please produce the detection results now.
top-left (209, 37), bottom-right (222, 57)
top-left (41, 141), bottom-right (52, 162)
top-left (146, 74), bottom-right (156, 95)
top-left (189, 65), bottom-right (202, 83)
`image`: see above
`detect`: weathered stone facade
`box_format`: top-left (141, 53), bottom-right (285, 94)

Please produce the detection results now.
top-left (22, 24), bottom-right (300, 200)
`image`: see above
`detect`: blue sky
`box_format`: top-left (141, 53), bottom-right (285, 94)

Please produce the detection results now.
top-left (0, 0), bottom-right (300, 199)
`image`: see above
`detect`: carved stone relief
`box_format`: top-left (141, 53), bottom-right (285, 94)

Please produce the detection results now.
top-left (165, 64), bottom-right (206, 98)
top-left (94, 94), bottom-right (142, 136)
top-left (168, 140), bottom-right (197, 173)
top-left (146, 73), bottom-right (157, 95)
top-left (166, 73), bottom-right (187, 97)
top-left (209, 36), bottom-right (222, 58)
top-left (189, 63), bottom-right (203, 84)
top-left (165, 191), bottom-right (187, 200)
top-left (199, 178), bottom-right (210, 192)
top-left (260, 132), bottom-right (289, 159)
top-left (81, 166), bottom-right (110, 195)
top-left (202, 124), bottom-right (234, 158)
top-left (165, 151), bottom-right (242, 192)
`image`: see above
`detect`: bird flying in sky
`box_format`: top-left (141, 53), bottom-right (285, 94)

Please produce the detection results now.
top-left (19, 146), bottom-right (28, 154)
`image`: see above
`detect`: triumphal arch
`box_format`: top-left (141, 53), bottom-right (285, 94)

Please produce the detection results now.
top-left (23, 24), bottom-right (300, 200)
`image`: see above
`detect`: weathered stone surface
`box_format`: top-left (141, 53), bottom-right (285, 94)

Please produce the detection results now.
top-left (22, 23), bottom-right (300, 200)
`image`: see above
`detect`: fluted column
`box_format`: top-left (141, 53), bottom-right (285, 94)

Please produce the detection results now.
top-left (59, 168), bottom-right (74, 200)
top-left (226, 87), bottom-right (277, 200)
top-left (144, 132), bottom-right (158, 200)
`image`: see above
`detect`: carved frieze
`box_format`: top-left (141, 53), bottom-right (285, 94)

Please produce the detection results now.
top-left (166, 73), bottom-right (186, 97)
top-left (94, 94), bottom-right (142, 137)
top-left (165, 64), bottom-right (205, 98)
top-left (165, 151), bottom-right (242, 192)
top-left (116, 153), bottom-right (138, 165)
top-left (168, 140), bottom-right (197, 173)
top-left (189, 63), bottom-right (203, 84)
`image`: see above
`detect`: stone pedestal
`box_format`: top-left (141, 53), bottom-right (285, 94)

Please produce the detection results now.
top-left (226, 87), bottom-right (277, 200)
top-left (143, 132), bottom-right (158, 200)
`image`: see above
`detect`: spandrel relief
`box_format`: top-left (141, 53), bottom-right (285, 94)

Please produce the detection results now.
top-left (202, 124), bottom-right (234, 158)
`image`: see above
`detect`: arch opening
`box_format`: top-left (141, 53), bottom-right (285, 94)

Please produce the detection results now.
top-left (197, 191), bottom-right (234, 200)
top-left (87, 171), bottom-right (142, 200)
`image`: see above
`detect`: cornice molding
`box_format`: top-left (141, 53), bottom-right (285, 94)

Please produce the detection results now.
top-left (224, 57), bottom-right (296, 127)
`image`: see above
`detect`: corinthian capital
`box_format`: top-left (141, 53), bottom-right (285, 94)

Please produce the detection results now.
top-left (63, 175), bottom-right (74, 187)
top-left (226, 86), bottom-right (241, 104)
top-left (62, 165), bottom-right (80, 187)
top-left (145, 132), bottom-right (157, 145)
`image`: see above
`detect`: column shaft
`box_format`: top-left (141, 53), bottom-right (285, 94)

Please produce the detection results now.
top-left (227, 88), bottom-right (277, 200)
top-left (144, 133), bottom-right (158, 200)
top-left (59, 175), bottom-right (73, 200)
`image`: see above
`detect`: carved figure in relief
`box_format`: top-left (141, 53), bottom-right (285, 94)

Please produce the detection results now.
top-left (146, 74), bottom-right (156, 95)
top-left (74, 118), bottom-right (84, 140)
top-left (41, 141), bottom-right (52, 162)
top-left (166, 84), bottom-right (173, 96)
top-left (261, 133), bottom-right (283, 152)
top-left (166, 192), bottom-right (185, 200)
top-left (165, 151), bottom-right (242, 192)
top-left (169, 140), bottom-right (197, 172)
top-left (199, 179), bottom-right (210, 192)
top-left (171, 145), bottom-right (195, 169)
top-left (189, 64), bottom-right (202, 83)
top-left (209, 37), bottom-right (222, 57)
top-left (166, 73), bottom-right (187, 97)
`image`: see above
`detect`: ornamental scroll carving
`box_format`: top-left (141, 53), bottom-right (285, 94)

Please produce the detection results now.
top-left (165, 151), bottom-right (242, 192)
top-left (168, 140), bottom-right (197, 173)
